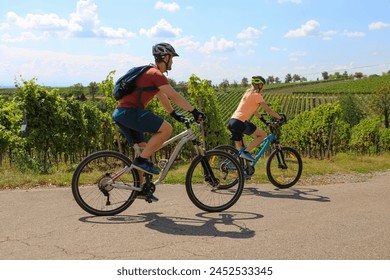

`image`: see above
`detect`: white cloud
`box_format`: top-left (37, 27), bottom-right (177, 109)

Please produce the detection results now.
top-left (344, 31), bottom-right (366, 37)
top-left (271, 46), bottom-right (287, 52)
top-left (6, 11), bottom-right (69, 30)
top-left (200, 37), bottom-right (235, 54)
top-left (171, 36), bottom-right (200, 50)
top-left (1, 0), bottom-right (135, 43)
top-left (289, 51), bottom-right (306, 62)
top-left (97, 27), bottom-right (136, 39)
top-left (319, 30), bottom-right (336, 40)
top-left (238, 40), bottom-right (257, 47)
top-left (285, 20), bottom-right (320, 37)
top-left (320, 30), bottom-right (337, 36)
top-left (154, 1), bottom-right (180, 12)
top-left (0, 22), bottom-right (10, 30)
top-left (1, 31), bottom-right (47, 42)
top-left (0, 44), bottom-right (147, 86)
top-left (237, 27), bottom-right (262, 39)
top-left (68, 0), bottom-right (99, 35)
top-left (139, 19), bottom-right (182, 38)
top-left (290, 51), bottom-right (306, 57)
top-left (368, 21), bottom-right (390, 30)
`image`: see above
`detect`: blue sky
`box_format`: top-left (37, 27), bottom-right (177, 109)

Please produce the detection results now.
top-left (0, 0), bottom-right (389, 87)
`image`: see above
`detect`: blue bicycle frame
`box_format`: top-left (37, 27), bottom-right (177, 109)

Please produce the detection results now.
top-left (236, 132), bottom-right (277, 167)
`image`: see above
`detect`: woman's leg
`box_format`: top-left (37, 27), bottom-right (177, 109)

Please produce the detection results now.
top-left (246, 127), bottom-right (266, 152)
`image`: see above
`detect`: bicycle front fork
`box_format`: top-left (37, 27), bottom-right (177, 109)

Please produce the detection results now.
top-left (275, 147), bottom-right (288, 169)
top-left (201, 159), bottom-right (220, 187)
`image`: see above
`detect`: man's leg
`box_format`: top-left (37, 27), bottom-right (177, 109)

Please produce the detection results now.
top-left (140, 121), bottom-right (173, 158)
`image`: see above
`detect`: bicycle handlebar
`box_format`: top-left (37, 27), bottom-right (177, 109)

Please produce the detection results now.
top-left (183, 117), bottom-right (203, 128)
top-left (259, 113), bottom-right (287, 126)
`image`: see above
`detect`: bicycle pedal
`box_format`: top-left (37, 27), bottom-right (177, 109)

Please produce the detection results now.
top-left (145, 194), bottom-right (159, 203)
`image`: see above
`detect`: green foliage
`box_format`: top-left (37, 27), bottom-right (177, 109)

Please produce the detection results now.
top-left (88, 82), bottom-right (100, 100)
top-left (0, 100), bottom-right (24, 156)
top-left (281, 103), bottom-right (350, 158)
top-left (186, 74), bottom-right (229, 149)
top-left (1, 76), bottom-right (118, 173)
top-left (369, 84), bottom-right (390, 128)
top-left (337, 94), bottom-right (365, 127)
top-left (13, 78), bottom-right (65, 172)
top-left (296, 75), bottom-right (390, 94)
top-left (1, 72), bottom-right (389, 174)
top-left (350, 118), bottom-right (382, 155)
top-left (378, 128), bottom-right (390, 152)
top-left (98, 71), bottom-right (117, 151)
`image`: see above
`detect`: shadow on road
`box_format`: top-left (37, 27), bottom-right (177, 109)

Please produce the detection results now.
top-left (79, 211), bottom-right (263, 239)
top-left (243, 186), bottom-right (330, 202)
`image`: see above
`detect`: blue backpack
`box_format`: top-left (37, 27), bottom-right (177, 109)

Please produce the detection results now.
top-left (113, 65), bottom-right (158, 101)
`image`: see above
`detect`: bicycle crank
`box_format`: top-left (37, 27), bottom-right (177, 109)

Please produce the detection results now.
top-left (141, 182), bottom-right (156, 203)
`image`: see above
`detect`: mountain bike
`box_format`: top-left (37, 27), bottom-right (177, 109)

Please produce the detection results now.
top-left (214, 114), bottom-right (302, 189)
top-left (71, 118), bottom-right (245, 216)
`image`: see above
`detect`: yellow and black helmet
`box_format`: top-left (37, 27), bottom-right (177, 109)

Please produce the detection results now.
top-left (251, 76), bottom-right (265, 85)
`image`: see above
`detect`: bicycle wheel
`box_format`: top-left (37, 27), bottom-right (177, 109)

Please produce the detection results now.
top-left (185, 150), bottom-right (245, 212)
top-left (213, 144), bottom-right (244, 189)
top-left (266, 146), bottom-right (302, 189)
top-left (214, 144), bottom-right (244, 165)
top-left (72, 150), bottom-right (140, 216)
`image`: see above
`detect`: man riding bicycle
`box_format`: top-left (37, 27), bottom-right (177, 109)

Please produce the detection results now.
top-left (112, 42), bottom-right (206, 179)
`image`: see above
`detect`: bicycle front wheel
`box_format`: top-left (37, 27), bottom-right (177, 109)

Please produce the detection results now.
top-left (266, 146), bottom-right (302, 189)
top-left (72, 150), bottom-right (140, 216)
top-left (185, 150), bottom-right (245, 212)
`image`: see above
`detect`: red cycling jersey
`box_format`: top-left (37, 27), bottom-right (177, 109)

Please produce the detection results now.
top-left (117, 65), bottom-right (169, 109)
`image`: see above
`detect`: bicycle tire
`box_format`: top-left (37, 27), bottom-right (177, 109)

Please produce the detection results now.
top-left (71, 150), bottom-right (140, 216)
top-left (266, 146), bottom-right (302, 189)
top-left (214, 144), bottom-right (244, 165)
top-left (185, 150), bottom-right (245, 212)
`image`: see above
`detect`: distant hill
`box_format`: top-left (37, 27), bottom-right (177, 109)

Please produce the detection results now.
top-left (216, 75), bottom-right (390, 122)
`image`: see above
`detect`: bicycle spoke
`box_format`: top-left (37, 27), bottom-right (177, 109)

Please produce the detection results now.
top-left (186, 150), bottom-right (244, 212)
top-left (72, 151), bottom-right (139, 216)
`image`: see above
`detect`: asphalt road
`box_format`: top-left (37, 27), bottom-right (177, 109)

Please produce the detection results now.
top-left (1, 172), bottom-right (389, 260)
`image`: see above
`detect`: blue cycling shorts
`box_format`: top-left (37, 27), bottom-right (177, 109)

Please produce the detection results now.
top-left (112, 107), bottom-right (164, 145)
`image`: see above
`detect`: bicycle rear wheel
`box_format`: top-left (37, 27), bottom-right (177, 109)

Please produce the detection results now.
top-left (213, 144), bottom-right (244, 189)
top-left (71, 150), bottom-right (140, 216)
top-left (266, 146), bottom-right (302, 189)
top-left (213, 144), bottom-right (243, 165)
top-left (185, 150), bottom-right (245, 212)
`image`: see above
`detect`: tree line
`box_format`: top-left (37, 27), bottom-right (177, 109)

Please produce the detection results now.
top-left (0, 72), bottom-right (389, 174)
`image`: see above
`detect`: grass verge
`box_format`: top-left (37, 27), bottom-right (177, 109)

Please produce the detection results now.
top-left (1, 153), bottom-right (389, 190)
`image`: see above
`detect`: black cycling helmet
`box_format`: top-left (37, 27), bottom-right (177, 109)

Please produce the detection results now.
top-left (152, 42), bottom-right (179, 59)
top-left (251, 76), bottom-right (265, 85)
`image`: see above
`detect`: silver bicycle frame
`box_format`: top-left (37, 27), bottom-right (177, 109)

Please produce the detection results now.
top-left (107, 125), bottom-right (201, 191)
top-left (153, 126), bottom-right (198, 185)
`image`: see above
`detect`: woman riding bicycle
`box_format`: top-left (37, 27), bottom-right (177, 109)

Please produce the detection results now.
top-left (227, 75), bottom-right (284, 161)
